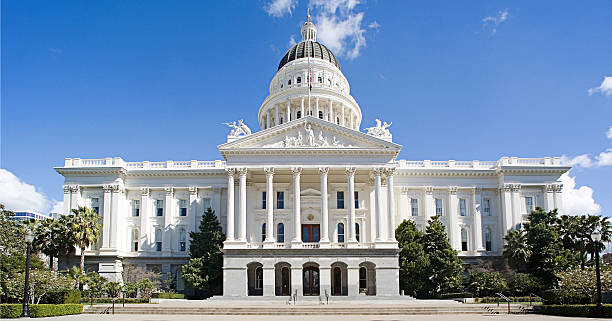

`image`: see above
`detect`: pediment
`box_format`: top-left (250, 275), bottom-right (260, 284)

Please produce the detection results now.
top-left (301, 188), bottom-right (321, 197)
top-left (218, 116), bottom-right (401, 152)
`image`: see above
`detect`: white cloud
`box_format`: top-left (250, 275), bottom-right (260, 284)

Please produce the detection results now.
top-left (265, 0), bottom-right (298, 17)
top-left (561, 154), bottom-right (594, 168)
top-left (482, 8), bottom-right (509, 35)
top-left (51, 201), bottom-right (64, 214)
top-left (560, 172), bottom-right (601, 216)
top-left (588, 77), bottom-right (612, 96)
top-left (597, 148), bottom-right (612, 166)
top-left (368, 21), bottom-right (380, 30)
top-left (0, 169), bottom-right (55, 213)
top-left (287, 35), bottom-right (297, 48)
top-left (606, 126), bottom-right (612, 140)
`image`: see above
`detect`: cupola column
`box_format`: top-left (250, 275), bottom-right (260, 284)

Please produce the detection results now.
top-left (275, 105), bottom-right (279, 125)
top-left (315, 97), bottom-right (319, 118)
top-left (386, 168), bottom-right (396, 242)
top-left (341, 105), bottom-right (346, 126)
top-left (286, 100), bottom-right (291, 123)
top-left (300, 98), bottom-right (304, 118)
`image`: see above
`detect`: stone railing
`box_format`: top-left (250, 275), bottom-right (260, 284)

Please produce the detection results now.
top-left (63, 157), bottom-right (226, 169)
top-left (396, 157), bottom-right (562, 169)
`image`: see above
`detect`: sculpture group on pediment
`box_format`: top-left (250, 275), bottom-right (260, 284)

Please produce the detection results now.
top-left (364, 119), bottom-right (392, 138)
top-left (271, 123), bottom-right (348, 148)
top-left (224, 119), bottom-right (252, 137)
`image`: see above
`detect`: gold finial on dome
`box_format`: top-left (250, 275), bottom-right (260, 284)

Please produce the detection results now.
top-left (301, 8), bottom-right (317, 42)
top-left (307, 8), bottom-right (311, 22)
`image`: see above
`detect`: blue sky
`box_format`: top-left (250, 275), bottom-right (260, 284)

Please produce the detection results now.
top-left (1, 0), bottom-right (611, 216)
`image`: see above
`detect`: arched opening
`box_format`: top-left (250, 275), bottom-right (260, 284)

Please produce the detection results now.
top-left (297, 76), bottom-right (301, 84)
top-left (178, 228), bottom-right (186, 252)
top-left (274, 262), bottom-right (291, 296)
top-left (247, 262), bottom-right (264, 296)
top-left (330, 262), bottom-right (348, 296)
top-left (359, 262), bottom-right (376, 295)
top-left (302, 262), bottom-right (320, 296)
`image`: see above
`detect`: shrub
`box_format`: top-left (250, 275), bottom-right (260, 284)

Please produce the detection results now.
top-left (509, 273), bottom-right (544, 296)
top-left (539, 304), bottom-right (612, 318)
top-left (467, 271), bottom-right (507, 297)
top-left (438, 292), bottom-right (473, 299)
top-left (0, 304), bottom-right (22, 318)
top-left (0, 304), bottom-right (82, 318)
top-left (44, 289), bottom-right (82, 304)
top-left (477, 296), bottom-right (543, 303)
top-left (151, 292), bottom-right (185, 299)
top-left (84, 298), bottom-right (149, 304)
top-left (540, 289), bottom-right (589, 305)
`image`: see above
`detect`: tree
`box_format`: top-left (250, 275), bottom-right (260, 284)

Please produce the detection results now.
top-left (34, 217), bottom-right (76, 271)
top-left (557, 266), bottom-right (612, 304)
top-left (122, 265), bottom-right (161, 290)
top-left (83, 272), bottom-right (106, 306)
top-left (70, 206), bottom-right (101, 273)
top-left (395, 220), bottom-right (429, 297)
top-left (137, 278), bottom-right (154, 300)
top-left (422, 215), bottom-right (463, 296)
top-left (509, 273), bottom-right (544, 296)
top-left (503, 229), bottom-right (530, 272)
top-left (181, 208), bottom-right (225, 296)
top-left (467, 271), bottom-right (507, 297)
top-left (65, 266), bottom-right (86, 289)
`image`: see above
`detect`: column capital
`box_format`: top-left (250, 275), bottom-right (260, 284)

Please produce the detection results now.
top-left (502, 183), bottom-right (513, 192)
top-left (425, 186), bottom-right (434, 195)
top-left (372, 168), bottom-right (384, 176)
top-left (164, 186), bottom-right (174, 196)
top-left (141, 187), bottom-right (150, 196)
top-left (511, 184), bottom-right (521, 192)
top-left (449, 186), bottom-right (458, 195)
top-left (189, 186), bottom-right (198, 195)
top-left (384, 167), bottom-right (396, 176)
top-left (63, 185), bottom-right (71, 194)
top-left (103, 184), bottom-right (113, 193)
top-left (553, 184), bottom-right (563, 193)
top-left (544, 184), bottom-right (554, 193)
top-left (225, 168), bottom-right (236, 177)
top-left (264, 167), bottom-right (275, 176)
top-left (291, 167), bottom-right (302, 176)
top-left (345, 167), bottom-right (356, 177)
top-left (318, 167), bottom-right (329, 175)
top-left (473, 187), bottom-right (482, 195)
top-left (111, 184), bottom-right (124, 194)
top-left (237, 168), bottom-right (248, 177)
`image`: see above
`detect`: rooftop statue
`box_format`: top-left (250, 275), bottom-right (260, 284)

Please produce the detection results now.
top-left (364, 119), bottom-right (392, 138)
top-left (224, 119), bottom-right (252, 137)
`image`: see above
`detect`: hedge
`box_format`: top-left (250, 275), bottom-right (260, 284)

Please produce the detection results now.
top-left (44, 289), bottom-right (82, 304)
top-left (83, 298), bottom-right (150, 304)
top-left (539, 304), bottom-right (612, 318)
top-left (437, 292), bottom-right (473, 299)
top-left (151, 293), bottom-right (185, 299)
top-left (477, 296), bottom-right (543, 303)
top-left (0, 304), bottom-right (82, 318)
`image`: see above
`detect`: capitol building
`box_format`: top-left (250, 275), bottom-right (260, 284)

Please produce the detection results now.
top-left (56, 15), bottom-right (569, 298)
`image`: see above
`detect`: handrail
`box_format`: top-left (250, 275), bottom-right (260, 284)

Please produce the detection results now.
top-left (528, 292), bottom-right (544, 306)
top-left (101, 306), bottom-right (112, 314)
top-left (495, 293), bottom-right (511, 314)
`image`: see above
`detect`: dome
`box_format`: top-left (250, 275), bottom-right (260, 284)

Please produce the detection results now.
top-left (277, 41), bottom-right (341, 71)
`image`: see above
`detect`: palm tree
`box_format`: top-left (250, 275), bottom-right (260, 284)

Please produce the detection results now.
top-left (504, 229), bottom-right (530, 272)
top-left (71, 206), bottom-right (101, 273)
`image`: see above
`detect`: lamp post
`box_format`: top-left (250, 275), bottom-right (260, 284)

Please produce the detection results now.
top-left (21, 230), bottom-right (34, 318)
top-left (592, 230), bottom-right (602, 318)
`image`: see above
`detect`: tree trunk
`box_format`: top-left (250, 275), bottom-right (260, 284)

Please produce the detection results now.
top-left (80, 247), bottom-right (85, 272)
top-left (49, 255), bottom-right (54, 271)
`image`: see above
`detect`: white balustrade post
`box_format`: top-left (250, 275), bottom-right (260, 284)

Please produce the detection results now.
top-left (386, 168), bottom-right (396, 242)
top-left (319, 167), bottom-right (330, 245)
top-left (291, 167), bottom-right (302, 246)
top-left (347, 167), bottom-right (357, 244)
top-left (264, 168), bottom-right (275, 246)
top-left (238, 168), bottom-right (248, 243)
top-left (225, 169), bottom-right (236, 242)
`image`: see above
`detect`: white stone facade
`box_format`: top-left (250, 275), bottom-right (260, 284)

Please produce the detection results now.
top-left (55, 16), bottom-right (569, 297)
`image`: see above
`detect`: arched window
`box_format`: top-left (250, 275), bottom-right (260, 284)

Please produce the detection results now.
top-left (131, 228), bottom-right (139, 252)
top-left (355, 223), bottom-right (360, 242)
top-left (461, 228), bottom-right (468, 251)
top-left (179, 228), bottom-right (186, 252)
top-left (297, 111), bottom-right (301, 119)
top-left (261, 223), bottom-right (267, 242)
top-left (318, 111), bottom-right (323, 119)
top-left (288, 79), bottom-right (292, 85)
top-left (155, 229), bottom-right (162, 252)
top-left (318, 76), bottom-right (322, 83)
top-left (484, 227), bottom-right (492, 251)
top-left (359, 267), bottom-right (367, 290)
top-left (336, 117), bottom-right (340, 125)
top-left (337, 223), bottom-right (345, 243)
top-left (297, 76), bottom-right (301, 84)
top-left (255, 267), bottom-right (263, 289)
top-left (277, 223), bottom-right (285, 243)
top-left (280, 117), bottom-right (284, 124)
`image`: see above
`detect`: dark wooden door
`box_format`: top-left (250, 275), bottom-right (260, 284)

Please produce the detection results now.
top-left (301, 224), bottom-right (320, 242)
top-left (303, 267), bottom-right (320, 296)
top-left (332, 267), bottom-right (342, 296)
top-left (281, 267), bottom-right (290, 296)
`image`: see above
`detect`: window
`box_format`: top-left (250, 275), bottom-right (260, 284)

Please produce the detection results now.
top-left (336, 117), bottom-right (340, 125)
top-left (525, 197), bottom-right (534, 213)
top-left (277, 192), bottom-right (284, 209)
top-left (354, 192), bottom-right (359, 209)
top-left (132, 228), bottom-right (139, 252)
top-left (459, 199), bottom-right (467, 216)
top-left (297, 111), bottom-right (301, 119)
top-left (337, 191), bottom-right (345, 209)
top-left (202, 198), bottom-right (212, 211)
top-left (318, 76), bottom-right (322, 83)
top-left (277, 223), bottom-right (285, 243)
top-left (355, 223), bottom-right (360, 242)
top-left (155, 229), bottom-right (162, 252)
top-left (156, 200), bottom-right (164, 216)
top-left (280, 117), bottom-right (284, 124)
top-left (262, 191), bottom-right (266, 209)
top-left (255, 267), bottom-right (263, 289)
top-left (435, 198), bottom-right (443, 215)
top-left (484, 228), bottom-right (492, 251)
top-left (132, 200), bottom-right (140, 217)
top-left (318, 111), bottom-right (323, 119)
top-left (411, 199), bottom-right (418, 216)
top-left (179, 228), bottom-right (186, 252)
top-left (461, 228), bottom-right (468, 251)
top-left (483, 199), bottom-right (491, 216)
top-left (91, 198), bottom-right (100, 214)
top-left (288, 79), bottom-right (291, 85)
top-left (297, 76), bottom-right (301, 84)
top-left (179, 200), bottom-right (187, 217)
top-left (337, 223), bottom-right (345, 243)
top-left (261, 223), bottom-right (267, 242)
top-left (359, 267), bottom-right (367, 290)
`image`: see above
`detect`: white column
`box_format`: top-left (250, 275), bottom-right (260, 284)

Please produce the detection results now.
top-left (225, 169), bottom-right (235, 242)
top-left (300, 97), bottom-right (304, 118)
top-left (315, 97), bottom-right (319, 118)
top-left (163, 187), bottom-right (174, 252)
top-left (263, 265), bottom-right (275, 296)
top-left (328, 98), bottom-right (332, 121)
top-left (110, 185), bottom-right (122, 249)
top-left (62, 185), bottom-right (71, 216)
top-left (291, 167), bottom-right (302, 245)
top-left (189, 186), bottom-right (198, 234)
top-left (500, 184), bottom-right (513, 235)
top-left (264, 168), bottom-right (275, 245)
top-left (374, 168), bottom-right (384, 241)
top-left (544, 185), bottom-right (555, 211)
top-left (266, 113), bottom-right (270, 129)
top-left (238, 168), bottom-right (248, 242)
top-left (386, 168), bottom-right (396, 242)
top-left (70, 185), bottom-right (80, 210)
top-left (424, 187), bottom-right (434, 220)
top-left (319, 167), bottom-right (330, 244)
top-left (553, 184), bottom-right (563, 214)
top-left (286, 100), bottom-right (290, 123)
top-left (102, 185), bottom-right (112, 248)
top-left (140, 188), bottom-right (150, 251)
top-left (511, 184), bottom-right (521, 229)
top-left (275, 105), bottom-right (279, 126)
top-left (448, 187), bottom-right (459, 250)
top-left (473, 188), bottom-right (484, 251)
top-left (347, 266), bottom-right (359, 296)
top-left (347, 167), bottom-right (357, 243)
top-left (341, 104), bottom-right (345, 126)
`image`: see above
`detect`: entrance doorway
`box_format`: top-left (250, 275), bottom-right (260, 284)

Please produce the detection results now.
top-left (274, 262), bottom-right (291, 296)
top-left (303, 266), bottom-right (320, 296)
top-left (331, 262), bottom-right (348, 296)
top-left (281, 267), bottom-right (290, 295)
top-left (332, 267), bottom-right (341, 295)
top-left (302, 224), bottom-right (320, 242)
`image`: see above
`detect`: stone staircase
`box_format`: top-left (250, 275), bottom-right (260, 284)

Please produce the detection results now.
top-left (84, 303), bottom-right (535, 315)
